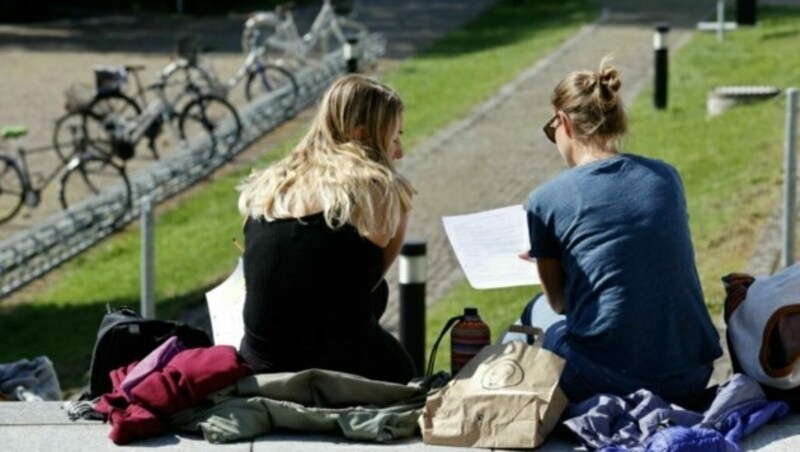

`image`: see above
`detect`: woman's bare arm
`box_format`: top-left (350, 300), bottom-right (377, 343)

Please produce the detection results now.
top-left (381, 210), bottom-right (409, 274)
top-left (536, 257), bottom-right (566, 314)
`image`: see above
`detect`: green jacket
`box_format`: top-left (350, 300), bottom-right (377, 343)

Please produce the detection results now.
top-left (170, 369), bottom-right (447, 443)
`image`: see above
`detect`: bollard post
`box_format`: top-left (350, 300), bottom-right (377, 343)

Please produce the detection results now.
top-left (141, 196), bottom-right (155, 319)
top-left (343, 37), bottom-right (360, 73)
top-left (653, 22), bottom-right (670, 110)
top-left (782, 88), bottom-right (798, 268)
top-left (399, 239), bottom-right (426, 377)
top-left (737, 0), bottom-right (757, 26)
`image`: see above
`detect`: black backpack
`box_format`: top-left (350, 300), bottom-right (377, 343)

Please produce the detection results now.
top-left (82, 306), bottom-right (213, 400)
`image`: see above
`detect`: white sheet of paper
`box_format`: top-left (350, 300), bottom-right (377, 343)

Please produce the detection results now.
top-left (205, 258), bottom-right (246, 349)
top-left (442, 205), bottom-right (540, 290)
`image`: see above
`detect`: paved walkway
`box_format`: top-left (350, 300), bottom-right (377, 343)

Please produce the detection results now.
top-left (3, 0), bottom-right (800, 450)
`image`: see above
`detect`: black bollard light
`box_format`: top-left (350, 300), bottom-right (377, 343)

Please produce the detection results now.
top-left (653, 22), bottom-right (670, 110)
top-left (399, 239), bottom-right (426, 376)
top-left (737, 0), bottom-right (757, 26)
top-left (344, 37), bottom-right (360, 73)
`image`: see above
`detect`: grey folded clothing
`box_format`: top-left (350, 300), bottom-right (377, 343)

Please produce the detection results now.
top-left (171, 368), bottom-right (449, 443)
top-left (0, 356), bottom-right (61, 401)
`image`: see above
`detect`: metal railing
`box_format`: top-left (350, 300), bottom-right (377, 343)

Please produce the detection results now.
top-left (0, 35), bottom-right (383, 299)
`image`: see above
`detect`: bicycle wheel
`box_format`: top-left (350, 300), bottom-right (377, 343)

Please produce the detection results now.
top-left (178, 95), bottom-right (243, 158)
top-left (161, 62), bottom-right (220, 108)
top-left (59, 154), bottom-right (132, 229)
top-left (77, 111), bottom-right (120, 161)
top-left (89, 91), bottom-right (141, 120)
top-left (85, 92), bottom-right (142, 160)
top-left (244, 64), bottom-right (299, 109)
top-left (53, 111), bottom-right (92, 163)
top-left (0, 155), bottom-right (26, 225)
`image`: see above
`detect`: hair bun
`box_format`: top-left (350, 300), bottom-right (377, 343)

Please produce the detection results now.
top-left (598, 67), bottom-right (621, 93)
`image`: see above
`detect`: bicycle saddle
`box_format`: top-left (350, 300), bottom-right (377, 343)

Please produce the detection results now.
top-left (1, 125), bottom-right (27, 140)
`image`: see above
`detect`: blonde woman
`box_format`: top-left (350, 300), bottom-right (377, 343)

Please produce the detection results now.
top-left (237, 74), bottom-right (416, 383)
top-left (521, 57), bottom-right (722, 405)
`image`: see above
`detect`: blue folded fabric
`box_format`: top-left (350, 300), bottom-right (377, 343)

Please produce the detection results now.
top-left (563, 373), bottom-right (789, 451)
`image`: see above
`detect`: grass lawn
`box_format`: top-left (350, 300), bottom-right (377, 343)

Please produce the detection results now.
top-left (425, 5), bottom-right (800, 374)
top-left (0, 0), bottom-right (597, 394)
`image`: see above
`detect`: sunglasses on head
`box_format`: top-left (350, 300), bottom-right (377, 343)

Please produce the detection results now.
top-left (542, 114), bottom-right (560, 144)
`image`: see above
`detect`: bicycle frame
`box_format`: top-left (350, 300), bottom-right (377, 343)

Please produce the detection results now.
top-left (10, 128), bottom-right (84, 197)
top-left (162, 29), bottom-right (272, 95)
top-left (104, 79), bottom-right (201, 150)
top-left (267, 0), bottom-right (349, 61)
top-left (231, 33), bottom-right (269, 87)
top-left (1, 125), bottom-right (133, 227)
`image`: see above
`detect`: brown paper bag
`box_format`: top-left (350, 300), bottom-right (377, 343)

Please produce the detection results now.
top-left (420, 329), bottom-right (567, 449)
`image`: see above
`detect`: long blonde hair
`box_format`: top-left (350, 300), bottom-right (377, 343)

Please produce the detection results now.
top-left (238, 74), bottom-right (415, 238)
top-left (551, 55), bottom-right (627, 151)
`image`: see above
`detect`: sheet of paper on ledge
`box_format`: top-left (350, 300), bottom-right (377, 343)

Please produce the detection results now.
top-left (205, 258), bottom-right (246, 349)
top-left (442, 205), bottom-right (540, 290)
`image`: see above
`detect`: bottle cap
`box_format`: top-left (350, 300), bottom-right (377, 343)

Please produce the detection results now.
top-left (464, 307), bottom-right (478, 317)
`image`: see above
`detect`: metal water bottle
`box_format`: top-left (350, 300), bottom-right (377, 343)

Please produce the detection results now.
top-left (450, 307), bottom-right (491, 376)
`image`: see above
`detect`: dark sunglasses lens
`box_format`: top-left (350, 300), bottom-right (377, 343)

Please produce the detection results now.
top-left (543, 117), bottom-right (557, 143)
top-left (544, 126), bottom-right (555, 143)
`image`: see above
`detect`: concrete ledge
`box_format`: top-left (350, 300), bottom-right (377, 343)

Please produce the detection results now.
top-left (1, 402), bottom-right (798, 451)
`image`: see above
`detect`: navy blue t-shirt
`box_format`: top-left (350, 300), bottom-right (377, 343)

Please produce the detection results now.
top-left (526, 153), bottom-right (721, 378)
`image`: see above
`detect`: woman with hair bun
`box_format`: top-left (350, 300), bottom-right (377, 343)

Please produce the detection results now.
top-left (236, 74), bottom-right (416, 384)
top-left (520, 56), bottom-right (722, 405)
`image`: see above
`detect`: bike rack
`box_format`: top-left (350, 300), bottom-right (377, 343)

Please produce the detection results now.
top-left (0, 33), bottom-right (385, 299)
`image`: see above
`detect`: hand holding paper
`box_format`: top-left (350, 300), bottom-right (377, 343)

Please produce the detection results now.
top-left (442, 205), bottom-right (540, 289)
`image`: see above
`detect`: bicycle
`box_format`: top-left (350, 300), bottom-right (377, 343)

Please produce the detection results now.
top-left (160, 31), bottom-right (299, 110)
top-left (0, 125), bottom-right (132, 227)
top-left (242, 0), bottom-right (375, 70)
top-left (79, 64), bottom-right (243, 162)
top-left (53, 65), bottom-right (143, 162)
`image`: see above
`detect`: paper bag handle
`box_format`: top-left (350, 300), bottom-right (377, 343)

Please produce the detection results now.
top-left (507, 325), bottom-right (545, 345)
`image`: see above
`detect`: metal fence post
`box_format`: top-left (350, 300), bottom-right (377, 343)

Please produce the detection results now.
top-left (653, 22), bottom-right (670, 110)
top-left (399, 239), bottom-right (426, 376)
top-left (141, 196), bottom-right (155, 318)
top-left (783, 88), bottom-right (798, 268)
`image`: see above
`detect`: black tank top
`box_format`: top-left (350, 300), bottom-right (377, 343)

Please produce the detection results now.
top-left (239, 213), bottom-right (384, 373)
